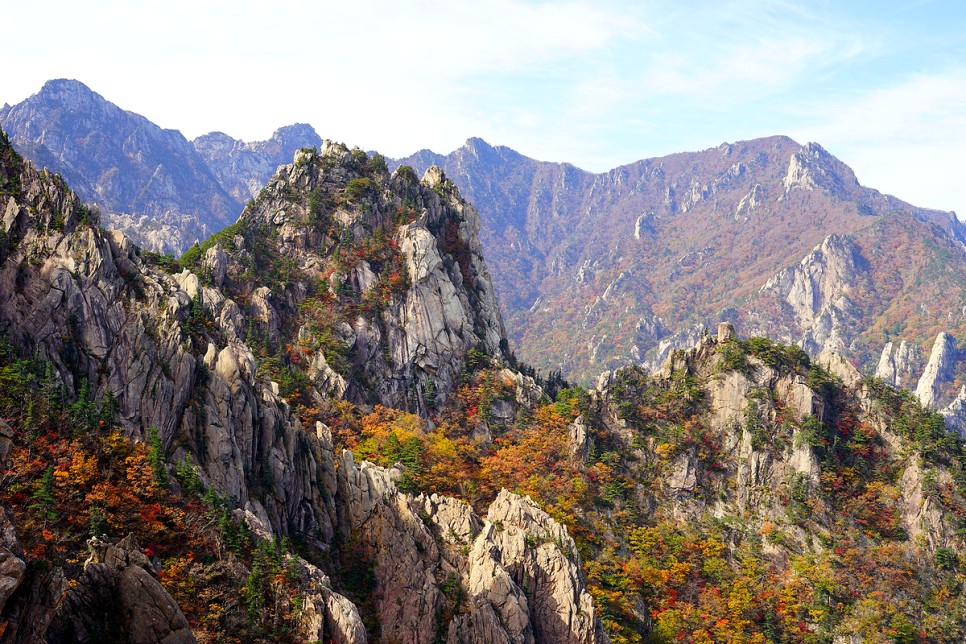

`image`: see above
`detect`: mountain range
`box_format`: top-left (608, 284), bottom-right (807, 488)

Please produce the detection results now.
top-left (0, 80), bottom-right (321, 254)
top-left (3, 126), bottom-right (966, 642)
top-left (4, 79), bottom-right (966, 409)
top-left (394, 137), bottom-right (966, 388)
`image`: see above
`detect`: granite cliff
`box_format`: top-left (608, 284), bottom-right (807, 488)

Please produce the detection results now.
top-left (0, 130), bottom-right (607, 642)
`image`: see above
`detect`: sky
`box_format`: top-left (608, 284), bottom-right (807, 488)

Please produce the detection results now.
top-left (4, 0), bottom-right (966, 215)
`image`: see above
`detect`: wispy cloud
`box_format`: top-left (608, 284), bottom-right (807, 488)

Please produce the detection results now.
top-left (800, 71), bottom-right (966, 144)
top-left (793, 69), bottom-right (966, 214)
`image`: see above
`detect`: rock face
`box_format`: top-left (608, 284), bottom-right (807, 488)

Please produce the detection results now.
top-left (757, 235), bottom-right (865, 355)
top-left (875, 340), bottom-right (923, 388)
top-left (0, 188), bottom-right (332, 542)
top-left (192, 123), bottom-right (322, 203)
top-left (915, 332), bottom-right (958, 409)
top-left (781, 142), bottom-right (861, 197)
top-left (941, 386), bottom-right (966, 435)
top-left (868, 332), bottom-right (966, 433)
top-left (44, 534), bottom-right (195, 643)
top-left (335, 451), bottom-right (608, 644)
top-left (293, 557), bottom-right (367, 644)
top-left (230, 142), bottom-right (506, 412)
top-left (0, 79), bottom-right (238, 254)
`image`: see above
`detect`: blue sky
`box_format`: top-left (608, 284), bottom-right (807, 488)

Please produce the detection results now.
top-left (4, 0), bottom-right (966, 215)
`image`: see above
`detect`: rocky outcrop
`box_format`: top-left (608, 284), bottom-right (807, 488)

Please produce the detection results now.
top-left (292, 557), bottom-right (367, 644)
top-left (758, 235), bottom-right (866, 355)
top-left (875, 340), bottom-right (923, 389)
top-left (45, 534), bottom-right (194, 643)
top-left (0, 222), bottom-right (332, 537)
top-left (469, 490), bottom-right (606, 644)
top-left (643, 324), bottom-right (707, 373)
top-left (781, 143), bottom-right (860, 197)
top-left (233, 142), bottom-right (507, 413)
top-left (817, 349), bottom-right (864, 391)
top-left (899, 459), bottom-right (954, 551)
top-left (915, 333), bottom-right (957, 409)
top-left (569, 415), bottom-right (592, 462)
top-left (0, 510), bottom-right (24, 617)
top-left (335, 451), bottom-right (608, 643)
top-left (941, 387), bottom-right (966, 436)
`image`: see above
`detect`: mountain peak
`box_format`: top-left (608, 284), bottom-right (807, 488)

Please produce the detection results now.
top-left (269, 123), bottom-right (321, 151)
top-left (464, 136), bottom-right (492, 150)
top-left (36, 78), bottom-right (98, 100)
top-left (273, 122), bottom-right (319, 139)
top-left (36, 78), bottom-right (104, 109)
top-left (39, 78), bottom-right (95, 94)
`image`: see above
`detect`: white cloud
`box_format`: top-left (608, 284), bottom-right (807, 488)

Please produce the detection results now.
top-left (794, 70), bottom-right (966, 215)
top-left (3, 0), bottom-right (964, 221)
top-left (800, 72), bottom-right (966, 144)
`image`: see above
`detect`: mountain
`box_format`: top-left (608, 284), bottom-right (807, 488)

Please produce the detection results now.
top-left (393, 137), bottom-right (966, 385)
top-left (0, 80), bottom-right (322, 255)
top-left (7, 80), bottom-right (964, 388)
top-left (0, 129), bottom-right (608, 642)
top-left (0, 79), bottom-right (239, 253)
top-left (192, 123), bottom-right (322, 204)
top-left (4, 128), bottom-right (966, 641)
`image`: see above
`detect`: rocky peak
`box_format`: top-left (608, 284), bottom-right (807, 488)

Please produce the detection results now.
top-left (270, 123), bottom-right (322, 151)
top-left (782, 142), bottom-right (861, 198)
top-left (31, 79), bottom-right (106, 115)
top-left (189, 131), bottom-right (239, 157)
top-left (875, 340), bottom-right (923, 389)
top-left (336, 450), bottom-right (608, 643)
top-left (915, 332), bottom-right (958, 409)
top-left (457, 136), bottom-right (526, 167)
top-left (214, 142), bottom-right (506, 411)
top-left (463, 136), bottom-right (493, 155)
top-left (757, 234), bottom-right (865, 354)
top-left (192, 123), bottom-right (322, 204)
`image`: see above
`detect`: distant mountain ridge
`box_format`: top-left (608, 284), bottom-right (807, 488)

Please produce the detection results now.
top-left (392, 136), bottom-right (966, 389)
top-left (4, 79), bottom-right (966, 396)
top-left (192, 123), bottom-right (322, 204)
top-left (0, 79), bottom-right (322, 253)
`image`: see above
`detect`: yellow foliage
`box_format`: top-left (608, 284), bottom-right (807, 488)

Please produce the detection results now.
top-left (68, 451), bottom-right (99, 487)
